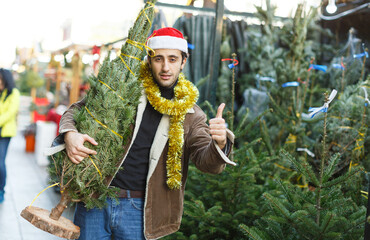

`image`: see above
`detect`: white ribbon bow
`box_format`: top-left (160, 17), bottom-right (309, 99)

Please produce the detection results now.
top-left (362, 87), bottom-right (370, 107)
top-left (297, 148), bottom-right (315, 158)
top-left (308, 89), bottom-right (337, 118)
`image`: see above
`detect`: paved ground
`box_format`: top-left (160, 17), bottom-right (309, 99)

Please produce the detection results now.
top-left (0, 96), bottom-right (74, 240)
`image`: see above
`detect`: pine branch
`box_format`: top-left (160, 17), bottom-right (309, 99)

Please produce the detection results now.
top-left (282, 181), bottom-right (316, 206)
top-left (236, 108), bottom-right (272, 138)
top-left (263, 193), bottom-right (291, 220)
top-left (279, 149), bottom-right (320, 187)
top-left (297, 62), bottom-right (312, 126)
top-left (230, 53), bottom-right (237, 132)
top-left (291, 89), bottom-right (299, 120)
top-left (319, 213), bottom-right (334, 238)
top-left (199, 100), bottom-right (217, 117)
top-left (290, 210), bottom-right (309, 220)
top-left (258, 220), bottom-right (284, 240)
top-left (342, 212), bottom-right (367, 235)
top-left (268, 93), bottom-right (297, 121)
top-left (233, 138), bottom-right (262, 155)
top-left (264, 192), bottom-right (314, 240)
top-left (322, 167), bottom-right (363, 189)
top-left (316, 95), bottom-right (329, 226)
top-left (259, 119), bottom-right (274, 156)
top-left (239, 224), bottom-right (266, 240)
top-left (235, 107), bottom-right (249, 133)
top-left (322, 153), bottom-right (340, 182)
top-left (275, 180), bottom-right (295, 204)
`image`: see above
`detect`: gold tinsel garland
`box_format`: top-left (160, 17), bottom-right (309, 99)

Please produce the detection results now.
top-left (139, 62), bottom-right (199, 189)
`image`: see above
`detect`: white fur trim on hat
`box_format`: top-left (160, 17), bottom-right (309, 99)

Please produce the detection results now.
top-left (147, 36), bottom-right (188, 53)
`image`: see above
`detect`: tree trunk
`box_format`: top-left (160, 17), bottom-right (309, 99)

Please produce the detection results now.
top-left (49, 191), bottom-right (71, 220)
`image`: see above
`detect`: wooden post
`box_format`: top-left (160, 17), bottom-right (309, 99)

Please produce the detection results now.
top-left (54, 64), bottom-right (62, 108)
top-left (70, 52), bottom-right (82, 104)
top-left (46, 78), bottom-right (51, 92)
top-left (30, 87), bottom-right (37, 101)
top-left (30, 87), bottom-right (36, 122)
top-left (31, 55), bottom-right (39, 122)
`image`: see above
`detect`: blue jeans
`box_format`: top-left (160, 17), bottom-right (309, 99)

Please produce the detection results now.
top-left (74, 192), bottom-right (145, 240)
top-left (0, 137), bottom-right (11, 192)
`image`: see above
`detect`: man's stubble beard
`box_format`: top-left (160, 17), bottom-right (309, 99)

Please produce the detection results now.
top-left (150, 67), bottom-right (182, 89)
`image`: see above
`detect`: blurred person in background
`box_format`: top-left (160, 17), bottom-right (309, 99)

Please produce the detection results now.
top-left (0, 68), bottom-right (20, 203)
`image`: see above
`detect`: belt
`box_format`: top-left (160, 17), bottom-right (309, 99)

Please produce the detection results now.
top-left (116, 189), bottom-right (145, 199)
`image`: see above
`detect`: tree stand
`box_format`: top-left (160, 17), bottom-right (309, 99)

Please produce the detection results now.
top-left (20, 191), bottom-right (80, 239)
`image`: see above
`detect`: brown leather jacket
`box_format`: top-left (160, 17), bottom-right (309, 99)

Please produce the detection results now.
top-left (59, 93), bottom-right (235, 239)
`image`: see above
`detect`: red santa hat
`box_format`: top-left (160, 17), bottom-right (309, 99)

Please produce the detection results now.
top-left (147, 27), bottom-right (188, 53)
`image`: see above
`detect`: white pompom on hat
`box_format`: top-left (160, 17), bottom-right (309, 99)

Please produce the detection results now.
top-left (146, 27), bottom-right (188, 53)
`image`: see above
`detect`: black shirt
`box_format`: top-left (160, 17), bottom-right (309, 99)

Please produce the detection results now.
top-left (110, 83), bottom-right (175, 191)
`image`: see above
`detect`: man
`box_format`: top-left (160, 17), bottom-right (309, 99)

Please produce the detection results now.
top-left (59, 27), bottom-right (236, 240)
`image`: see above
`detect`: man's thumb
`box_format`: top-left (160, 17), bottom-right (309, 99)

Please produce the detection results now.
top-left (216, 103), bottom-right (225, 118)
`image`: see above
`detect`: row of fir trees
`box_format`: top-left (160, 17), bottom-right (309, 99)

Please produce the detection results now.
top-left (165, 1), bottom-right (369, 240)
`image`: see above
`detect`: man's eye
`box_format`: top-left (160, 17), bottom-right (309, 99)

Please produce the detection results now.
top-left (154, 57), bottom-right (161, 62)
top-left (170, 58), bottom-right (177, 62)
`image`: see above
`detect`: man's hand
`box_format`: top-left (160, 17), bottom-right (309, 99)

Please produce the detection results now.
top-left (64, 131), bottom-right (98, 164)
top-left (209, 103), bottom-right (227, 150)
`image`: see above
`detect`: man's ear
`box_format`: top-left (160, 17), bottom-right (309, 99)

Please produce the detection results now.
top-left (147, 55), bottom-right (151, 67)
top-left (180, 57), bottom-right (187, 70)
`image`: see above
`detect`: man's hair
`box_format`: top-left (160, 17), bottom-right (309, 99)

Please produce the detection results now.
top-left (180, 51), bottom-right (188, 63)
top-left (148, 51), bottom-right (188, 64)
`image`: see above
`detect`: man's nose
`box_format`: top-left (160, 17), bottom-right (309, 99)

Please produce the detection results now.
top-left (162, 60), bottom-right (170, 72)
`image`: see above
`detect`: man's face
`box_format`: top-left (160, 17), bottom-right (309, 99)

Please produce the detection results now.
top-left (148, 49), bottom-right (187, 88)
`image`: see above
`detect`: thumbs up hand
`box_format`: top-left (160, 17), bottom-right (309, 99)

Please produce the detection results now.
top-left (209, 103), bottom-right (227, 150)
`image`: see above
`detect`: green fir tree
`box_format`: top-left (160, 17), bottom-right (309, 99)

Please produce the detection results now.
top-left (240, 92), bottom-right (366, 240)
top-left (165, 1), bottom-right (369, 239)
top-left (48, 0), bottom-right (157, 218)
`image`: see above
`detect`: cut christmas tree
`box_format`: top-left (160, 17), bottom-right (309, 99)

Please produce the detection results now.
top-left (20, 0), bottom-right (157, 238)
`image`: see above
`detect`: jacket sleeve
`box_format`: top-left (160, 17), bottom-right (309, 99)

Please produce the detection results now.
top-left (185, 107), bottom-right (236, 174)
top-left (44, 98), bottom-right (86, 156)
top-left (0, 90), bottom-right (20, 127)
top-left (58, 98), bottom-right (86, 134)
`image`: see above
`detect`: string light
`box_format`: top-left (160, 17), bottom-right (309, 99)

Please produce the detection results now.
top-left (326, 0), bottom-right (337, 14)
